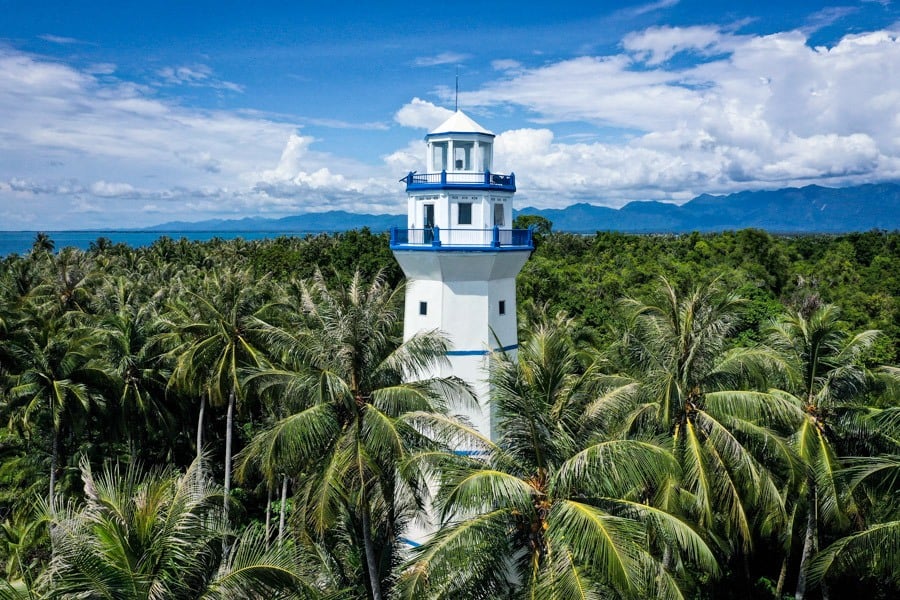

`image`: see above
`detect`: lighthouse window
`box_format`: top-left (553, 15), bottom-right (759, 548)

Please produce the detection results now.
top-left (493, 203), bottom-right (505, 227)
top-left (458, 203), bottom-right (472, 225)
top-left (481, 143), bottom-right (492, 171)
top-left (499, 300), bottom-right (506, 315)
top-left (419, 301), bottom-right (428, 316)
top-left (432, 144), bottom-right (447, 171)
top-left (454, 143), bottom-right (472, 170)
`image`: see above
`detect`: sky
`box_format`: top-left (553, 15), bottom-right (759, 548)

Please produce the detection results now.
top-left (1, 0), bottom-right (899, 230)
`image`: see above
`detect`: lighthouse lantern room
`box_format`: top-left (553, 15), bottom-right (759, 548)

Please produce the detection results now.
top-left (390, 110), bottom-right (533, 443)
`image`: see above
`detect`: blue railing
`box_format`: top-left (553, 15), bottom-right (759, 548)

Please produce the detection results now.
top-left (390, 226), bottom-right (534, 250)
top-left (403, 170), bottom-right (516, 191)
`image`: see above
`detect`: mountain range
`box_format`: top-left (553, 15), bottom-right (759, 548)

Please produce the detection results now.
top-left (146, 183), bottom-right (900, 234)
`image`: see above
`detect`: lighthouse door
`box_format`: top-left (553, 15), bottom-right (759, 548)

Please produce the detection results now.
top-left (493, 202), bottom-right (505, 227)
top-left (424, 204), bottom-right (435, 243)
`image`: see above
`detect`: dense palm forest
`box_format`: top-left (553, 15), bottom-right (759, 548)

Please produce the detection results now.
top-left (0, 226), bottom-right (898, 599)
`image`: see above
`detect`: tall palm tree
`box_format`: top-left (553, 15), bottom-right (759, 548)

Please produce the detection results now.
top-left (5, 320), bottom-right (106, 504)
top-left (763, 302), bottom-right (882, 600)
top-left (238, 269), bottom-right (472, 600)
top-left (163, 268), bottom-right (274, 518)
top-left (92, 276), bottom-right (174, 464)
top-left (596, 278), bottom-right (791, 554)
top-left (38, 457), bottom-right (323, 599)
top-left (398, 318), bottom-right (718, 599)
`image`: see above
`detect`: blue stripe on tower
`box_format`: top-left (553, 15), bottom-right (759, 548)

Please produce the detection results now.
top-left (445, 343), bottom-right (518, 356)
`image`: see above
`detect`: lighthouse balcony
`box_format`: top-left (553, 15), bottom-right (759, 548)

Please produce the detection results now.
top-left (403, 170), bottom-right (516, 192)
top-left (390, 225), bottom-right (534, 251)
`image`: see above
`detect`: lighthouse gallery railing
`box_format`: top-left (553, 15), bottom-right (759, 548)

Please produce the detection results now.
top-left (390, 226), bottom-right (533, 249)
top-left (402, 171), bottom-right (516, 191)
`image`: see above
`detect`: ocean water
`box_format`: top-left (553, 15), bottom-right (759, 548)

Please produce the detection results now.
top-left (0, 230), bottom-right (318, 256)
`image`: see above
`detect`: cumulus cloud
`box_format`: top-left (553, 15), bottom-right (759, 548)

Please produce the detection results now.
top-left (5, 18), bottom-right (900, 226)
top-left (394, 98), bottom-right (454, 130)
top-left (251, 133), bottom-right (398, 211)
top-left (0, 47), bottom-right (405, 228)
top-left (90, 180), bottom-right (136, 197)
top-left (454, 25), bottom-right (900, 207)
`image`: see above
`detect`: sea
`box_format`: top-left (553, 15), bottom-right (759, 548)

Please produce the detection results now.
top-left (0, 230), bottom-right (322, 257)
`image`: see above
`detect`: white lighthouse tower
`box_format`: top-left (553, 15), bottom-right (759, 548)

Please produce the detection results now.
top-left (390, 110), bottom-right (533, 444)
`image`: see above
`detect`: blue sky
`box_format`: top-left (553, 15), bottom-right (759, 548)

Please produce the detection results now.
top-left (1, 0), bottom-right (899, 229)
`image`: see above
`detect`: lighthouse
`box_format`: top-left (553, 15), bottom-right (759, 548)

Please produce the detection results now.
top-left (390, 110), bottom-right (533, 444)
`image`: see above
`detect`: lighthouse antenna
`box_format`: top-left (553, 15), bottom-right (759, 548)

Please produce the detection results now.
top-left (455, 67), bottom-right (459, 111)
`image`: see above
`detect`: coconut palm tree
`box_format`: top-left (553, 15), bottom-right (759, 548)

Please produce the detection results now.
top-left (762, 302), bottom-right (882, 599)
top-left (595, 278), bottom-right (792, 557)
top-left (0, 505), bottom-right (46, 591)
top-left (5, 320), bottom-right (106, 504)
top-left (807, 452), bottom-right (900, 594)
top-left (398, 318), bottom-right (718, 599)
top-left (163, 268), bottom-right (274, 518)
top-left (238, 269), bottom-right (472, 600)
top-left (38, 456), bottom-right (325, 599)
top-left (89, 275), bottom-right (180, 466)
top-left (30, 247), bottom-right (98, 318)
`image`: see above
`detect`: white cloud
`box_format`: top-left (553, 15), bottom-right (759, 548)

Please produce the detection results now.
top-left (156, 64), bottom-right (244, 92)
top-left (4, 19), bottom-right (900, 226)
top-left (452, 25), bottom-right (900, 207)
top-left (90, 180), bottom-right (136, 197)
top-left (413, 52), bottom-right (470, 67)
top-left (622, 26), bottom-right (731, 65)
top-left (86, 63), bottom-right (116, 75)
top-left (491, 59), bottom-right (523, 72)
top-left (802, 6), bottom-right (859, 34)
top-left (618, 0), bottom-right (680, 18)
top-left (394, 98), bottom-right (454, 130)
top-left (0, 47), bottom-right (402, 228)
top-left (38, 34), bottom-right (84, 45)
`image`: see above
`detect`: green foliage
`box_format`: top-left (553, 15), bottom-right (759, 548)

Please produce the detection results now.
top-left (0, 229), bottom-right (898, 599)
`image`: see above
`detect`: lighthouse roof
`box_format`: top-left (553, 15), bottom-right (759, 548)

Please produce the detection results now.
top-left (428, 110), bottom-right (494, 137)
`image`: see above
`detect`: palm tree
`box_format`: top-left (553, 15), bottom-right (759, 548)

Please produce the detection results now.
top-left (30, 247), bottom-right (98, 318)
top-left (596, 278), bottom-right (792, 556)
top-left (0, 506), bottom-right (46, 591)
top-left (398, 317), bottom-right (718, 599)
top-left (163, 268), bottom-right (274, 518)
top-left (238, 269), bottom-right (472, 600)
top-left (763, 302), bottom-right (882, 599)
top-left (5, 320), bottom-right (106, 504)
top-left (92, 276), bottom-right (175, 465)
top-left (29, 233), bottom-right (54, 257)
top-left (808, 452), bottom-right (900, 593)
top-left (37, 457), bottom-right (323, 599)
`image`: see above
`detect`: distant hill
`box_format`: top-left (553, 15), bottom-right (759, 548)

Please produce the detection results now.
top-left (145, 183), bottom-right (900, 234)
top-left (145, 210), bottom-right (405, 233)
top-left (516, 183), bottom-right (900, 233)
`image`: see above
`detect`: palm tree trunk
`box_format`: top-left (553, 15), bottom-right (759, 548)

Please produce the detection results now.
top-left (265, 483), bottom-right (272, 549)
top-left (196, 391), bottom-right (206, 459)
top-left (278, 474), bottom-right (288, 547)
top-left (357, 440), bottom-right (383, 600)
top-left (223, 388), bottom-right (235, 520)
top-left (795, 486), bottom-right (818, 600)
top-left (49, 427), bottom-right (59, 506)
top-left (777, 505), bottom-right (797, 598)
top-left (776, 555), bottom-right (789, 598)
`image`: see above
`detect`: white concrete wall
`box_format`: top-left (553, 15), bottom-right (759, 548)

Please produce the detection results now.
top-left (394, 250), bottom-right (530, 443)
